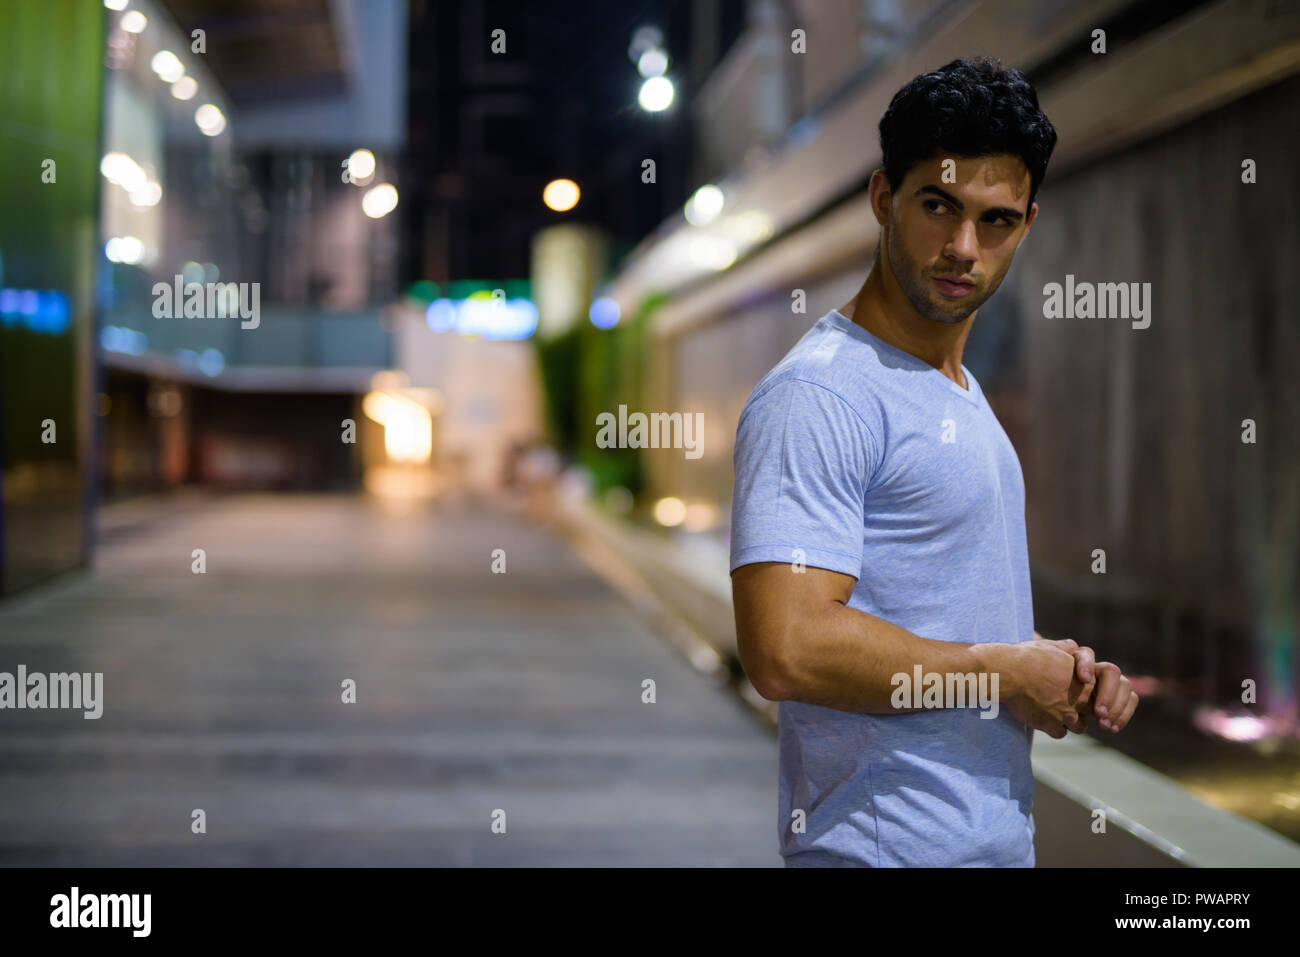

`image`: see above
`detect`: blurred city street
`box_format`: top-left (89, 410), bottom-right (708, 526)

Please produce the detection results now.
top-left (0, 492), bottom-right (776, 866)
top-left (2, 0), bottom-right (1299, 874)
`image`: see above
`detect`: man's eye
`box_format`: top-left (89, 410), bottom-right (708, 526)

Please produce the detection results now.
top-left (924, 200), bottom-right (948, 214)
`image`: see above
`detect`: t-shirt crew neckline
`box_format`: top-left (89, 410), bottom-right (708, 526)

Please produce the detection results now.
top-left (826, 308), bottom-right (980, 406)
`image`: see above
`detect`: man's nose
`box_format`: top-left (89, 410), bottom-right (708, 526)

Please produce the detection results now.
top-left (944, 219), bottom-right (979, 263)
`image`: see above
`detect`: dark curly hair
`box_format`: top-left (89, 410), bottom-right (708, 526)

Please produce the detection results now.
top-left (879, 57), bottom-right (1057, 210)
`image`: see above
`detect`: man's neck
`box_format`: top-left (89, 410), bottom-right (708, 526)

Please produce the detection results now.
top-left (838, 265), bottom-right (972, 390)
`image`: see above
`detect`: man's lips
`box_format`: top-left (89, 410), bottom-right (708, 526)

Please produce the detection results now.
top-left (932, 275), bottom-right (975, 297)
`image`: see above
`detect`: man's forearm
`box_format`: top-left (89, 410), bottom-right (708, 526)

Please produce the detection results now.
top-left (776, 601), bottom-right (1019, 714)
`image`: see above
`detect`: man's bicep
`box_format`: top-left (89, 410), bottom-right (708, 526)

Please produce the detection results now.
top-left (731, 561), bottom-right (857, 699)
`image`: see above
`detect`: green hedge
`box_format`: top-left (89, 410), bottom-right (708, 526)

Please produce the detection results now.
top-left (533, 294), bottom-right (664, 496)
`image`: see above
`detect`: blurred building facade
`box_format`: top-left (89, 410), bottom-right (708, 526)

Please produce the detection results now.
top-left (0, 0), bottom-right (410, 595)
top-left (97, 0), bottom-right (408, 504)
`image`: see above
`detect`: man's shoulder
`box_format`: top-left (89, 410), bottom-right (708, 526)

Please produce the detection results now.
top-left (740, 315), bottom-right (883, 426)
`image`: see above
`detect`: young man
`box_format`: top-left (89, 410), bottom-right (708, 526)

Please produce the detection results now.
top-left (729, 57), bottom-right (1138, 867)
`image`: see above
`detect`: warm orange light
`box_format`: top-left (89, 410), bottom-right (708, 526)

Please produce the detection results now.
top-left (653, 497), bottom-right (686, 527)
top-left (362, 390), bottom-right (433, 463)
top-left (543, 178), bottom-right (580, 212)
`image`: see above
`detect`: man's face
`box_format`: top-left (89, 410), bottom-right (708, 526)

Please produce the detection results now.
top-left (877, 153), bottom-right (1037, 324)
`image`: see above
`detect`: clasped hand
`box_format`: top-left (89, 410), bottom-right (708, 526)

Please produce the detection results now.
top-left (1005, 633), bottom-right (1139, 739)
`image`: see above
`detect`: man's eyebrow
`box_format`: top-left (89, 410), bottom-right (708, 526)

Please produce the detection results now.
top-left (915, 184), bottom-right (1025, 221)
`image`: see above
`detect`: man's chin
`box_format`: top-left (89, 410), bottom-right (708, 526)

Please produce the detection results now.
top-left (923, 302), bottom-right (976, 324)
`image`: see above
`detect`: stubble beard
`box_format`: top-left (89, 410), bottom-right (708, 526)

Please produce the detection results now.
top-left (885, 225), bottom-right (995, 325)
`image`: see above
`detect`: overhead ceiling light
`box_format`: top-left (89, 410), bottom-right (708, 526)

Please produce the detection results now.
top-left (120, 10), bottom-right (147, 33)
top-left (347, 148), bottom-right (376, 183)
top-left (362, 183), bottom-right (399, 218)
top-left (195, 103), bottom-right (226, 136)
top-left (637, 48), bottom-right (668, 77)
top-left (108, 236), bottom-right (145, 264)
top-left (171, 76), bottom-right (197, 100)
top-left (150, 50), bottom-right (183, 82)
top-left (638, 76), bottom-right (673, 112)
top-left (628, 25), bottom-right (663, 63)
top-left (99, 151), bottom-right (147, 192)
top-left (542, 178), bottom-right (579, 212)
top-left (129, 181), bottom-right (162, 207)
top-left (684, 184), bottom-right (725, 226)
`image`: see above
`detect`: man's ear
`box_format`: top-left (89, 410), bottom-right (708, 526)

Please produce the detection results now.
top-left (1011, 201), bottom-right (1038, 254)
top-left (868, 169), bottom-right (892, 229)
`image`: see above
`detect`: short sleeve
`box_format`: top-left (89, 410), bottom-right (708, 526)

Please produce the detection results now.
top-left (729, 378), bottom-right (877, 577)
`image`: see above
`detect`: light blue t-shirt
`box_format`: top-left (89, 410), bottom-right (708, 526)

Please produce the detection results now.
top-left (729, 308), bottom-right (1037, 867)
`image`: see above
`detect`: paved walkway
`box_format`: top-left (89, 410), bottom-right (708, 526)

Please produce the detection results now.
top-left (0, 493), bottom-right (777, 866)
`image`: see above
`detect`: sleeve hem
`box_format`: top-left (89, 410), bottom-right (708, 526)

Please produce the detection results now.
top-left (729, 544), bottom-right (861, 578)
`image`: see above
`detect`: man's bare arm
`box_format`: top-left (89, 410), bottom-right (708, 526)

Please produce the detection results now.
top-left (732, 561), bottom-right (1086, 723)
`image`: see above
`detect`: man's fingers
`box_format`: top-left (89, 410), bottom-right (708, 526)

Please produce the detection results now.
top-left (1013, 697), bottom-right (1069, 738)
top-left (1029, 706), bottom-right (1069, 738)
top-left (1092, 662), bottom-right (1122, 720)
top-left (1093, 664), bottom-right (1140, 732)
top-left (1071, 646), bottom-right (1096, 684)
top-left (1068, 669), bottom-right (1096, 714)
top-left (1045, 638), bottom-right (1099, 701)
top-left (1110, 691), bottom-right (1139, 732)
